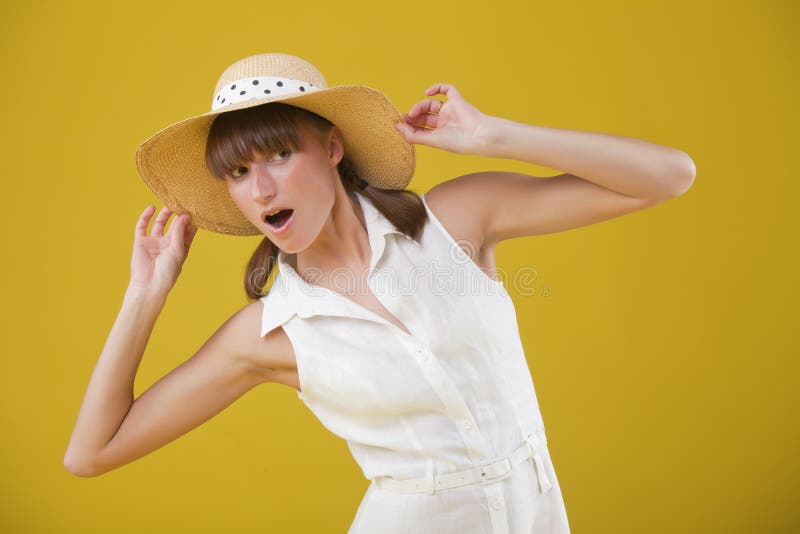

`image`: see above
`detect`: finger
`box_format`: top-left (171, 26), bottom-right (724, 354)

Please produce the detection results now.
top-left (425, 83), bottom-right (460, 99)
top-left (404, 112), bottom-right (438, 130)
top-left (184, 221), bottom-right (200, 250)
top-left (412, 98), bottom-right (443, 116)
top-left (406, 99), bottom-right (443, 120)
top-left (402, 112), bottom-right (426, 130)
top-left (395, 121), bottom-right (437, 146)
top-left (135, 205), bottom-right (156, 239)
top-left (184, 220), bottom-right (200, 251)
top-left (151, 206), bottom-right (172, 237)
top-left (403, 108), bottom-right (441, 130)
top-left (170, 214), bottom-right (199, 252)
top-left (169, 213), bottom-right (187, 251)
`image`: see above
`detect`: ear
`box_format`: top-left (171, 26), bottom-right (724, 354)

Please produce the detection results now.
top-left (327, 126), bottom-right (345, 167)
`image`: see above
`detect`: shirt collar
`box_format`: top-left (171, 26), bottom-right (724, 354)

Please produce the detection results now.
top-left (260, 191), bottom-right (418, 336)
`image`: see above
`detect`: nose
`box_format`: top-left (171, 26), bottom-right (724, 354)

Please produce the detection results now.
top-left (249, 165), bottom-right (275, 201)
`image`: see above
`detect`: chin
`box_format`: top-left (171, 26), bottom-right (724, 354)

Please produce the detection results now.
top-left (271, 240), bottom-right (304, 255)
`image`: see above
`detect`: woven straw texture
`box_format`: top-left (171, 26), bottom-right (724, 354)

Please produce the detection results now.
top-left (135, 53), bottom-right (416, 236)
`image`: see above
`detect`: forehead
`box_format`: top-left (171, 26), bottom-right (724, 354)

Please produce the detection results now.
top-left (285, 119), bottom-right (329, 155)
top-left (246, 120), bottom-right (325, 161)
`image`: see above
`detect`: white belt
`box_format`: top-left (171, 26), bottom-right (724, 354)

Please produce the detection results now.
top-left (372, 430), bottom-right (554, 495)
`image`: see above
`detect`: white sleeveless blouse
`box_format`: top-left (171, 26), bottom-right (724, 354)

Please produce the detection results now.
top-left (260, 191), bottom-right (570, 533)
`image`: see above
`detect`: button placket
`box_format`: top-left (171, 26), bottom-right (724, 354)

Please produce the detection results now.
top-left (483, 483), bottom-right (510, 534)
top-left (403, 339), bottom-right (493, 467)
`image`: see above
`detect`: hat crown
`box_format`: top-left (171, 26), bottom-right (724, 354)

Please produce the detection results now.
top-left (213, 53), bottom-right (328, 97)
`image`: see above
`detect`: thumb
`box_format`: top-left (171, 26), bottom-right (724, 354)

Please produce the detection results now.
top-left (395, 121), bottom-right (431, 146)
top-left (171, 213), bottom-right (189, 252)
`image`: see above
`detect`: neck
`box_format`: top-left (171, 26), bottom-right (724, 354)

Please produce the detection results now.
top-left (293, 188), bottom-right (372, 287)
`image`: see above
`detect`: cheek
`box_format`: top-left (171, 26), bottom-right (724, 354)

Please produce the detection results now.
top-left (225, 183), bottom-right (252, 212)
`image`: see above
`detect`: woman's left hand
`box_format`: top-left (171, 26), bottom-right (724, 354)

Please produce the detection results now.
top-left (395, 83), bottom-right (488, 155)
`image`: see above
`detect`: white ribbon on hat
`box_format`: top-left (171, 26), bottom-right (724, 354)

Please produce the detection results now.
top-left (211, 76), bottom-right (321, 111)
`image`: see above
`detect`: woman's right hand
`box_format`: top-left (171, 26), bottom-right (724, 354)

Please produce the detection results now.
top-left (129, 205), bottom-right (199, 296)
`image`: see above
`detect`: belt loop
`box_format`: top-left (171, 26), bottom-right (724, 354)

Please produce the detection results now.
top-left (525, 433), bottom-right (553, 493)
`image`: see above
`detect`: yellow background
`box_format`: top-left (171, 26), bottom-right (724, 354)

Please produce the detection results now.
top-left (2, 0), bottom-right (796, 532)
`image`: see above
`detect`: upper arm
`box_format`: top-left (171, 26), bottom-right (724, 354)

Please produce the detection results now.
top-left (88, 300), bottom-right (278, 477)
top-left (428, 171), bottom-right (668, 247)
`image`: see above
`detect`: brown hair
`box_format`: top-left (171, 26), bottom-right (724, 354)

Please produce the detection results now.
top-left (205, 102), bottom-right (427, 300)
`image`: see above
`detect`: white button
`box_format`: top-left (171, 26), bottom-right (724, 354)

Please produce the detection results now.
top-left (491, 498), bottom-right (502, 510)
top-left (462, 420), bottom-right (473, 430)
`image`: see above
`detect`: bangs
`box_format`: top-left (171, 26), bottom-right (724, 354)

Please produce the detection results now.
top-left (205, 103), bottom-right (317, 179)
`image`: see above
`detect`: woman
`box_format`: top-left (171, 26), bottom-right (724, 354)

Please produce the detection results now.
top-left (64, 53), bottom-right (695, 533)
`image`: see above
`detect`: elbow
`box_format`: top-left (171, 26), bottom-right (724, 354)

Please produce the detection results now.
top-left (670, 151), bottom-right (696, 197)
top-left (656, 150), bottom-right (696, 199)
top-left (63, 450), bottom-right (101, 478)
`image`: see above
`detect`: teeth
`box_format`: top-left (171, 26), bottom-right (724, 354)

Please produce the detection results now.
top-left (266, 208), bottom-right (283, 217)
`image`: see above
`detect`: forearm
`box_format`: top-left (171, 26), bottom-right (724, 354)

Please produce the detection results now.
top-left (64, 283), bottom-right (167, 474)
top-left (473, 115), bottom-right (696, 199)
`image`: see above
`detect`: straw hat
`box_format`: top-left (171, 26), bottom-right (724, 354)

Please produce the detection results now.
top-left (135, 52), bottom-right (416, 236)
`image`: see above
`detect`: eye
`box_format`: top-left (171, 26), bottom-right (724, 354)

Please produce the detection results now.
top-left (230, 165), bottom-right (248, 178)
top-left (272, 149), bottom-right (291, 161)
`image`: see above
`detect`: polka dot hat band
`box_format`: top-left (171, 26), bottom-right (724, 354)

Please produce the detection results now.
top-left (135, 53), bottom-right (416, 236)
top-left (212, 77), bottom-right (320, 110)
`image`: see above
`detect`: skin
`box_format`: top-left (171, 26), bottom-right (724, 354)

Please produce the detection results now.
top-left (64, 82), bottom-right (695, 478)
top-left (223, 120), bottom-right (376, 287)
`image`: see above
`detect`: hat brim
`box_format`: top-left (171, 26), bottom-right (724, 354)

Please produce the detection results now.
top-left (135, 85), bottom-right (415, 236)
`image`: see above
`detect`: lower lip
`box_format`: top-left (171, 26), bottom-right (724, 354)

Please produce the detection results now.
top-left (267, 210), bottom-right (294, 235)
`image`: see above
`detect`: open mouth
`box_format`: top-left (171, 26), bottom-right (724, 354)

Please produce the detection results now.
top-left (265, 209), bottom-right (294, 230)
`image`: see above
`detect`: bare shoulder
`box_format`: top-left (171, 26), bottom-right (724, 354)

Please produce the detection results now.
top-left (424, 176), bottom-right (503, 282)
top-left (424, 176), bottom-right (490, 260)
top-left (213, 299), bottom-right (294, 385)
